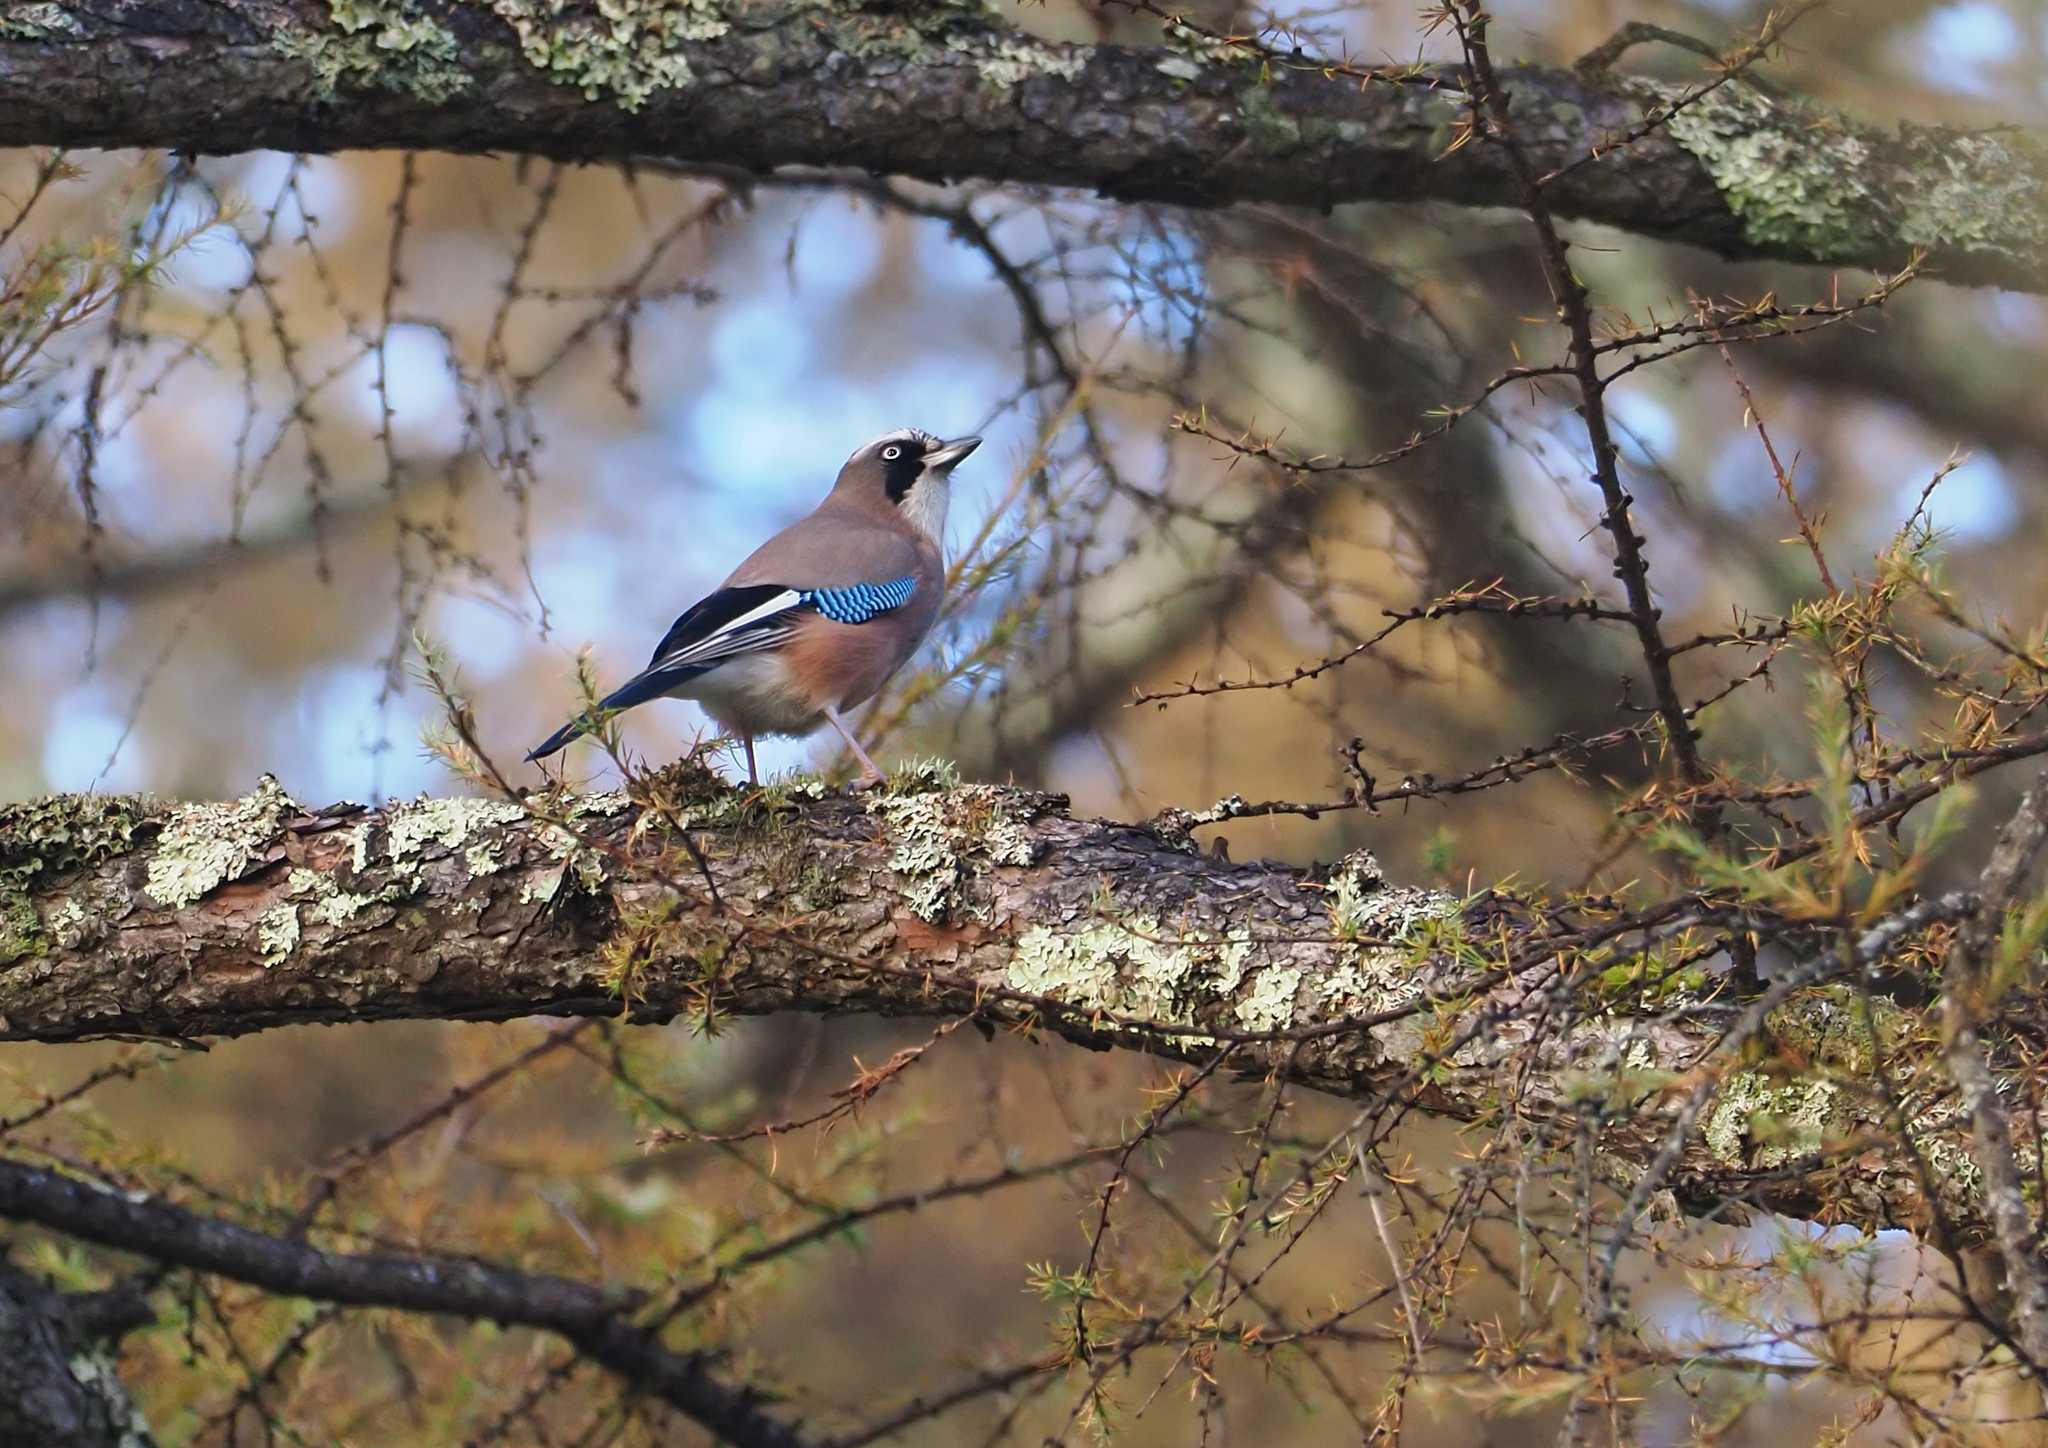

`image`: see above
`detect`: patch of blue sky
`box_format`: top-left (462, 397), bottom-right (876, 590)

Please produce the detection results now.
top-left (680, 352), bottom-right (1009, 535)
top-left (918, 203), bottom-right (1047, 291)
top-left (887, 356), bottom-right (1009, 437)
top-left (427, 593), bottom-right (528, 680)
top-left (41, 688), bottom-right (149, 793)
top-left (1113, 224), bottom-right (1205, 349)
top-left (376, 324), bottom-right (464, 451)
top-left (84, 384), bottom-right (256, 547)
top-left (282, 155), bottom-right (360, 242)
top-left (1642, 1215), bottom-right (1876, 1370)
top-left (530, 528), bottom-right (664, 653)
top-left (134, 173), bottom-right (219, 269)
top-left (328, 322), bottom-right (464, 458)
top-left (1705, 431), bottom-right (1779, 512)
top-left (705, 297), bottom-right (813, 397)
top-left (10, 598), bottom-right (120, 690)
top-left (787, 202), bottom-right (884, 297)
top-left (211, 152), bottom-right (301, 214)
top-left (1983, 289), bottom-right (2048, 344)
top-left (1897, 449), bottom-right (2019, 542)
top-left (292, 663), bottom-right (439, 803)
top-left (1607, 388), bottom-right (1678, 469)
top-left (681, 387), bottom-right (866, 500)
top-left (164, 215), bottom-right (253, 295)
top-left (1910, 1), bottom-right (2021, 97)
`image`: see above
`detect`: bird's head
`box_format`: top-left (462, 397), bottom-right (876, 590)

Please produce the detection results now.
top-left (834, 428), bottom-right (981, 542)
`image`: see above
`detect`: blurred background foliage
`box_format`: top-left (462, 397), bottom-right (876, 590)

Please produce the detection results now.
top-left (3, 0), bottom-right (2047, 1440)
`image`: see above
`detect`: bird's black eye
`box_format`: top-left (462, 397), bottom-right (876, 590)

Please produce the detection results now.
top-left (881, 444), bottom-right (903, 461)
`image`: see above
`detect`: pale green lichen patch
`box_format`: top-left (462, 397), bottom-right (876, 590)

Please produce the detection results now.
top-left (282, 0), bottom-right (1094, 109)
top-left (46, 898), bottom-right (89, 948)
top-left (1007, 916), bottom-right (1253, 1028)
top-left (570, 788), bottom-right (635, 818)
top-left (525, 794), bottom-right (625, 896)
top-left (871, 773), bottom-right (1045, 922)
top-left (144, 776), bottom-right (295, 910)
top-left (288, 866), bottom-right (404, 927)
top-left (0, 889), bottom-right (39, 967)
top-left (0, 2), bottom-right (82, 38)
top-left (1893, 127), bottom-right (2048, 260)
top-left (277, 0), bottom-right (471, 101)
top-left (378, 795), bottom-right (528, 881)
top-left (1557, 1037), bottom-right (1673, 1109)
top-left (1704, 1071), bottom-right (1841, 1168)
top-left (961, 33), bottom-right (1083, 88)
top-left (1765, 984), bottom-right (1909, 1076)
top-left (1234, 963), bottom-right (1300, 1031)
top-left (528, 790), bottom-right (635, 895)
top-left (0, 792), bottom-right (160, 963)
top-left (481, 0), bottom-right (728, 107)
top-left (256, 902), bottom-right (302, 963)
top-left (1917, 1108), bottom-right (1986, 1206)
top-left (1159, 18), bottom-right (1254, 70)
top-left (1325, 848), bottom-right (1457, 943)
top-left (1659, 84), bottom-right (1874, 261)
top-left (1654, 80), bottom-right (2046, 268)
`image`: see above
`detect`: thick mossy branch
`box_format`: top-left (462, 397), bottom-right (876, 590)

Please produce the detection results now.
top-left (0, 0), bottom-right (2041, 290)
top-left (0, 770), bottom-right (2003, 1243)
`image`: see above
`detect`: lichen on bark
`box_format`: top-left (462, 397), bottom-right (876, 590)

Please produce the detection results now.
top-left (0, 2), bottom-right (80, 39)
top-left (0, 793), bottom-right (162, 965)
top-left (0, 779), bottom-right (2017, 1243)
top-left (142, 776), bottom-right (295, 910)
top-left (1653, 78), bottom-right (2048, 274)
top-left (275, 0), bottom-right (471, 101)
top-left (275, 0), bottom-right (1090, 110)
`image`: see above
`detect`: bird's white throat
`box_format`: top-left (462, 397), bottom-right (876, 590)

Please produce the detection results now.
top-left (898, 473), bottom-right (950, 545)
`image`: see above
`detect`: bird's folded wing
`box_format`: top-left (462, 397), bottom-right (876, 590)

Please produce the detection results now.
top-left (645, 584), bottom-right (808, 676)
top-left (644, 576), bottom-right (919, 677)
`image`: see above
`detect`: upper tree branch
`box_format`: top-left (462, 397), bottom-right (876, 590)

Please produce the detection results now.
top-left (0, 770), bottom-right (2018, 1245)
top-left (1, 0), bottom-right (2043, 291)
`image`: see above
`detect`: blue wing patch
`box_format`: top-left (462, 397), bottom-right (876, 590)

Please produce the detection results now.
top-left (801, 575), bottom-right (916, 624)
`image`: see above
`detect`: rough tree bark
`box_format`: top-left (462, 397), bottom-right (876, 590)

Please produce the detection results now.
top-left (1, 0), bottom-right (2043, 292)
top-left (0, 1264), bottom-right (154, 1448)
top-left (0, 770), bottom-right (1994, 1248)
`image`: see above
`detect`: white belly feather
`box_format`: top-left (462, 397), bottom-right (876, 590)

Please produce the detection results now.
top-left (671, 654), bottom-right (824, 738)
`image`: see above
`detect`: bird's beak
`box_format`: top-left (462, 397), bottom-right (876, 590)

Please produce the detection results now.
top-left (925, 435), bottom-right (982, 472)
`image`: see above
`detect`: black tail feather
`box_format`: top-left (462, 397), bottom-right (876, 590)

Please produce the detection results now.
top-left (523, 666), bottom-right (700, 763)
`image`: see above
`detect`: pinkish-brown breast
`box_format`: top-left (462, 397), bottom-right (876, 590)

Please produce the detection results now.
top-left (781, 610), bottom-right (923, 713)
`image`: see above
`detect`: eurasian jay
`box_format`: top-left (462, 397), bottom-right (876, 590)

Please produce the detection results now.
top-left (526, 428), bottom-right (980, 785)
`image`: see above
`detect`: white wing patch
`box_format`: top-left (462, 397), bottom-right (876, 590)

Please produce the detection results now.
top-left (649, 587), bottom-right (804, 674)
